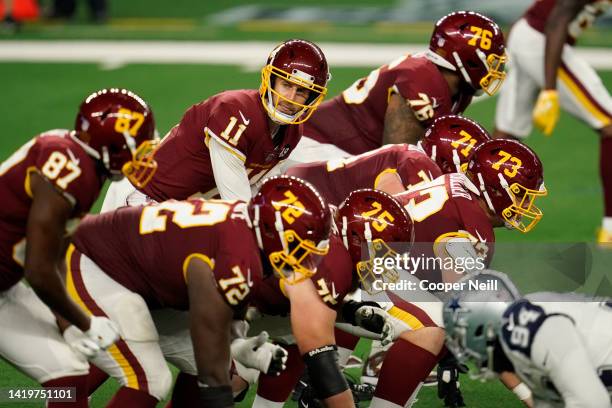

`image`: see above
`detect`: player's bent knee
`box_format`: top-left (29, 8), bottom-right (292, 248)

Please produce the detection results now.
top-left (111, 293), bottom-right (158, 342)
top-left (400, 327), bottom-right (445, 355)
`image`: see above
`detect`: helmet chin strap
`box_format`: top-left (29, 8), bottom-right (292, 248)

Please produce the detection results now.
top-left (252, 205), bottom-right (264, 250)
top-left (452, 51), bottom-right (474, 87)
top-left (123, 130), bottom-right (136, 154)
top-left (430, 144), bottom-right (437, 162)
top-left (452, 149), bottom-right (462, 173)
top-left (497, 173), bottom-right (513, 202)
top-left (341, 216), bottom-right (349, 249)
top-left (477, 172), bottom-right (495, 213)
top-left (363, 221), bottom-right (376, 261)
top-left (101, 146), bottom-right (111, 171)
top-left (274, 210), bottom-right (288, 253)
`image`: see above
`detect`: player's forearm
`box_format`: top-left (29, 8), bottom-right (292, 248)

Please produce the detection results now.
top-left (543, 0), bottom-right (585, 89)
top-left (191, 319), bottom-right (232, 386)
top-left (25, 269), bottom-right (90, 330)
top-left (382, 94), bottom-right (425, 146)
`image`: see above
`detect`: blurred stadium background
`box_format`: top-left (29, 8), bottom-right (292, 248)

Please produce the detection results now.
top-left (1, 0), bottom-right (611, 406)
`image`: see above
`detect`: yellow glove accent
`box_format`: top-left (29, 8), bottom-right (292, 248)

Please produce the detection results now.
top-left (532, 89), bottom-right (560, 136)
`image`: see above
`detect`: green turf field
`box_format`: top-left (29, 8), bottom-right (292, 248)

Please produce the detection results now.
top-left (0, 58), bottom-right (610, 406)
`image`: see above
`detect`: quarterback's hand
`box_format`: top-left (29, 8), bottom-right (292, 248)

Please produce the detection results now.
top-left (354, 305), bottom-right (400, 346)
top-left (86, 316), bottom-right (121, 350)
top-left (231, 331), bottom-right (288, 376)
top-left (532, 89), bottom-right (560, 136)
top-left (63, 325), bottom-right (101, 358)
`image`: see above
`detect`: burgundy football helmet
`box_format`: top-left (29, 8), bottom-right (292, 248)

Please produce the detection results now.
top-left (337, 189), bottom-right (414, 294)
top-left (260, 39), bottom-right (331, 124)
top-left (420, 115), bottom-right (492, 174)
top-left (248, 175), bottom-right (332, 285)
top-left (74, 88), bottom-right (158, 188)
top-left (466, 139), bottom-right (547, 233)
top-left (426, 11), bottom-right (506, 96)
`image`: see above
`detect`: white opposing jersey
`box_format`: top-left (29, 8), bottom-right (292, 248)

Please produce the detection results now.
top-left (500, 293), bottom-right (612, 407)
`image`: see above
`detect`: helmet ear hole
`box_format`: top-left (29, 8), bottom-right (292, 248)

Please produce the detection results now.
top-left (474, 324), bottom-right (485, 338)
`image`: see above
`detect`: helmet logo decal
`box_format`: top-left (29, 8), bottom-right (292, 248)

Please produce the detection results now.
top-left (272, 190), bottom-right (306, 224)
top-left (491, 150), bottom-right (522, 178)
top-left (114, 108), bottom-right (145, 137)
top-left (361, 201), bottom-right (395, 233)
top-left (467, 26), bottom-right (493, 50)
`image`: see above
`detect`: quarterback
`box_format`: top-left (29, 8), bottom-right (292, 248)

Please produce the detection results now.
top-left (102, 38), bottom-right (330, 209)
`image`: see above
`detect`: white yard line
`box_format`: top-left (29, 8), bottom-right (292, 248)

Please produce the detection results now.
top-left (1, 40), bottom-right (611, 69)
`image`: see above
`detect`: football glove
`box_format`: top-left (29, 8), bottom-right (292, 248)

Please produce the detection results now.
top-left (354, 304), bottom-right (401, 346)
top-left (231, 331), bottom-right (288, 376)
top-left (63, 325), bottom-right (101, 358)
top-left (532, 89), bottom-right (560, 136)
top-left (437, 354), bottom-right (468, 408)
top-left (86, 316), bottom-right (121, 350)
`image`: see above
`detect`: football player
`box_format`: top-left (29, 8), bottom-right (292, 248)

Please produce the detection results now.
top-left (285, 114), bottom-right (491, 204)
top-left (249, 189), bottom-right (416, 408)
top-left (287, 11), bottom-right (506, 165)
top-left (290, 138), bottom-right (547, 407)
top-left (0, 88), bottom-right (157, 407)
top-left (66, 175), bottom-right (347, 407)
top-left (102, 38), bottom-right (330, 210)
top-left (444, 270), bottom-right (612, 407)
top-left (493, 0), bottom-right (612, 245)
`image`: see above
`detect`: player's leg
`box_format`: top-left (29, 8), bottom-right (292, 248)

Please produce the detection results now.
top-left (554, 46), bottom-right (612, 244)
top-left (66, 247), bottom-right (172, 407)
top-left (0, 282), bottom-right (90, 407)
top-left (369, 302), bottom-right (445, 408)
top-left (493, 19), bottom-right (542, 140)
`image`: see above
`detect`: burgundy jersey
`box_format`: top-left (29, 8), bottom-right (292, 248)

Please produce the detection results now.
top-left (286, 144), bottom-right (442, 206)
top-left (0, 130), bottom-right (103, 291)
top-left (72, 199), bottom-right (263, 311)
top-left (303, 54), bottom-right (473, 155)
top-left (250, 234), bottom-right (355, 316)
top-left (140, 90), bottom-right (303, 201)
top-left (394, 173), bottom-right (495, 281)
top-left (524, 0), bottom-right (609, 44)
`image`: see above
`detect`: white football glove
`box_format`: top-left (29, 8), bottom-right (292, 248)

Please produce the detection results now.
top-left (231, 331), bottom-right (288, 376)
top-left (63, 325), bottom-right (101, 358)
top-left (354, 305), bottom-right (401, 346)
top-left (85, 316), bottom-right (121, 350)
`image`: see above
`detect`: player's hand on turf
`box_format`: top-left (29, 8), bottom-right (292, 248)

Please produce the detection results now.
top-left (86, 316), bottom-right (121, 349)
top-left (532, 89), bottom-right (560, 136)
top-left (231, 331), bottom-right (288, 376)
top-left (437, 355), bottom-right (468, 407)
top-left (354, 304), bottom-right (400, 346)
